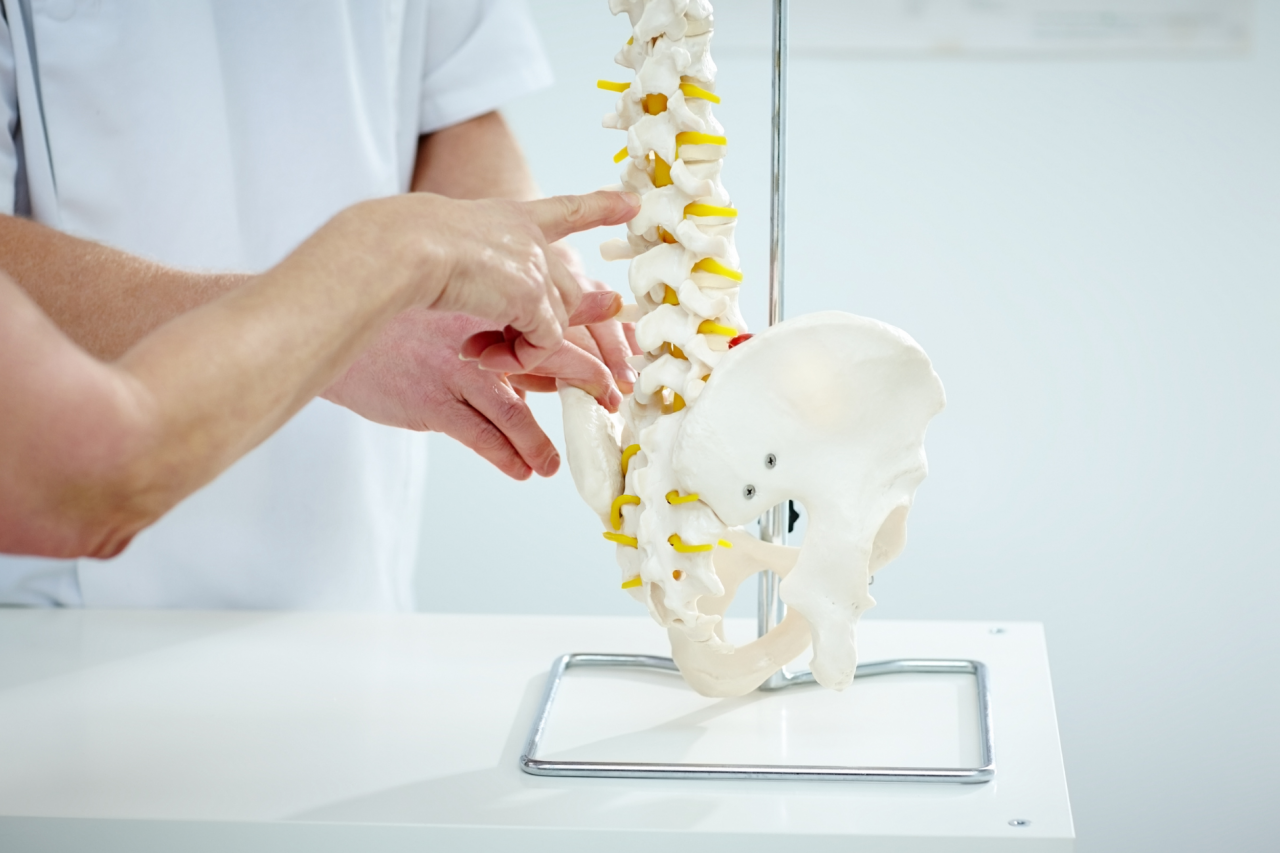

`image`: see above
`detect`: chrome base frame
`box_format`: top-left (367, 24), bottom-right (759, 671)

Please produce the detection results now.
top-left (519, 653), bottom-right (995, 783)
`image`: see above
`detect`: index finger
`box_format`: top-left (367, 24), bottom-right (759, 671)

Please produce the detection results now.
top-left (522, 191), bottom-right (640, 244)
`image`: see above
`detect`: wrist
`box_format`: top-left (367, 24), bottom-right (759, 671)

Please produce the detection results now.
top-left (336, 196), bottom-right (453, 314)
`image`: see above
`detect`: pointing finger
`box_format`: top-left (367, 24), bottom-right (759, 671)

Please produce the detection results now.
top-left (523, 191), bottom-right (641, 244)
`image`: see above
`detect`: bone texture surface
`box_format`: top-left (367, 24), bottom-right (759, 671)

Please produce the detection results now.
top-left (560, 0), bottom-right (946, 697)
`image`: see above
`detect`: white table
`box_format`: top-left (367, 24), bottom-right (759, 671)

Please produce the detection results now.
top-left (0, 611), bottom-right (1073, 851)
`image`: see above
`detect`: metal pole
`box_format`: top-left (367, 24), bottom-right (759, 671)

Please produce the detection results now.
top-left (766, 0), bottom-right (787, 332)
top-left (757, 0), bottom-right (789, 658)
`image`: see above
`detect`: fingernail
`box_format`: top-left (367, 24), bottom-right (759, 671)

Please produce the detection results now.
top-left (621, 192), bottom-right (641, 209)
top-left (617, 367), bottom-right (637, 385)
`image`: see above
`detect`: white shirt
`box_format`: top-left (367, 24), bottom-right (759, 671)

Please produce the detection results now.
top-left (0, 0), bottom-right (552, 609)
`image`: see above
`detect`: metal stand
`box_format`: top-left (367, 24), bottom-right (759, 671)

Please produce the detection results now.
top-left (521, 654), bottom-right (995, 783)
top-left (519, 0), bottom-right (996, 784)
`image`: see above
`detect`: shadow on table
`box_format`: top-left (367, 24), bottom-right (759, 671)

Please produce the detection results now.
top-left (291, 671), bottom-right (717, 830)
top-left (293, 665), bottom-right (977, 831)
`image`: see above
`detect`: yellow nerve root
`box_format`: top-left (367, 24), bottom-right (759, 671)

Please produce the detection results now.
top-left (670, 392), bottom-right (686, 412)
top-left (620, 443), bottom-right (641, 476)
top-left (610, 494), bottom-right (641, 531)
top-left (597, 79), bottom-right (630, 92)
top-left (613, 146), bottom-right (630, 164)
top-left (605, 532), bottom-right (639, 548)
top-left (666, 490), bottom-right (700, 504)
top-left (679, 82), bottom-right (720, 103)
top-left (692, 257), bottom-right (744, 281)
top-left (718, 539), bottom-right (733, 548)
top-left (621, 575), bottom-right (643, 589)
top-left (676, 131), bottom-right (728, 150)
top-left (662, 284), bottom-right (680, 305)
top-left (698, 320), bottom-right (738, 337)
top-left (668, 534), bottom-right (714, 553)
top-left (685, 202), bottom-right (738, 219)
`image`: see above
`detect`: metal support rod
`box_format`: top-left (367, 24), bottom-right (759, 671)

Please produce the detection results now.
top-left (767, 0), bottom-right (787, 331)
top-left (757, 0), bottom-right (790, 666)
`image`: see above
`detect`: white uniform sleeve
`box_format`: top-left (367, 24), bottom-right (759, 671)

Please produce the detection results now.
top-left (419, 0), bottom-right (553, 134)
top-left (0, 7), bottom-right (19, 214)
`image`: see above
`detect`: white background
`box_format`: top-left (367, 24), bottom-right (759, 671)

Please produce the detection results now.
top-left (417, 2), bottom-right (1280, 850)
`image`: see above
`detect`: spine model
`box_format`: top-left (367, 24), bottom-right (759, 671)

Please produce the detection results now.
top-left (597, 0), bottom-right (743, 645)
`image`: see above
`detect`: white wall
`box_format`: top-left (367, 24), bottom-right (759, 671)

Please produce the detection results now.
top-left (417, 2), bottom-right (1280, 850)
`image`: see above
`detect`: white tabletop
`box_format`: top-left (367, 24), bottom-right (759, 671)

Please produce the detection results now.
top-left (0, 611), bottom-right (1073, 852)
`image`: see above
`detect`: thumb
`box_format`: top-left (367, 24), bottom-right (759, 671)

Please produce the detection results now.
top-left (524, 191), bottom-right (640, 244)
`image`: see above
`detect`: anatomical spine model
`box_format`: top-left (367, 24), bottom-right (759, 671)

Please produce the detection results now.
top-left (560, 0), bottom-right (946, 698)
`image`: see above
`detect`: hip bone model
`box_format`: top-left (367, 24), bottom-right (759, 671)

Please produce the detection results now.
top-left (561, 0), bottom-right (946, 697)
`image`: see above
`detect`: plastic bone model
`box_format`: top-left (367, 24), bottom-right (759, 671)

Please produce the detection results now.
top-left (559, 0), bottom-right (946, 697)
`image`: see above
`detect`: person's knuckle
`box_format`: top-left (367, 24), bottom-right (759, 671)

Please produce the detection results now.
top-left (491, 393), bottom-right (531, 428)
top-left (528, 246), bottom-right (550, 278)
top-left (558, 194), bottom-right (588, 227)
top-left (509, 296), bottom-right (537, 332)
top-left (472, 423), bottom-right (510, 453)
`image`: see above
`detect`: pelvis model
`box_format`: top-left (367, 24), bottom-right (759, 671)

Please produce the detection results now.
top-left (560, 0), bottom-right (946, 698)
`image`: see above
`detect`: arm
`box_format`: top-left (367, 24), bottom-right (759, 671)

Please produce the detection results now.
top-left (2, 111), bottom-right (629, 482)
top-left (0, 215), bottom-right (242, 361)
top-left (0, 191), bottom-right (638, 559)
top-left (413, 110), bottom-right (539, 201)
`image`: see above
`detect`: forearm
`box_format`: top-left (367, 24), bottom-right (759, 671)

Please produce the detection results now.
top-left (0, 207), bottom-right (422, 558)
top-left (412, 111), bottom-right (539, 201)
top-left (0, 214), bottom-right (244, 360)
top-left (117, 207), bottom-right (421, 497)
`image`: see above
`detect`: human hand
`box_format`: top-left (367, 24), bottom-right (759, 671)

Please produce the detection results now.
top-left (460, 243), bottom-right (641, 394)
top-left (332, 190), bottom-right (638, 374)
top-left (323, 293), bottom-right (626, 480)
top-left (457, 240), bottom-right (642, 396)
top-left (497, 320), bottom-right (628, 396)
